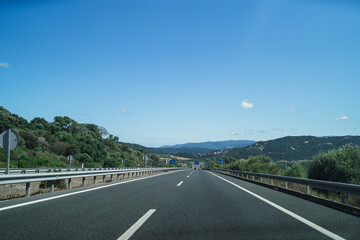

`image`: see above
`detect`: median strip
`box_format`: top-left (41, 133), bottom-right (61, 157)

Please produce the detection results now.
top-left (117, 209), bottom-right (156, 240)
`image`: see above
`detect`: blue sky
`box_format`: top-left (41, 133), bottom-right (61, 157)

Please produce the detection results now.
top-left (1, 0), bottom-right (359, 147)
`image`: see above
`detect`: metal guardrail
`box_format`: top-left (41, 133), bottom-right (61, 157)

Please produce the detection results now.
top-left (0, 167), bottom-right (138, 175)
top-left (0, 168), bottom-right (179, 197)
top-left (213, 169), bottom-right (360, 204)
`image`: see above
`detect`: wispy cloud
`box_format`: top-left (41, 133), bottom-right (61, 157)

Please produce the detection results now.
top-left (230, 132), bottom-right (239, 136)
top-left (0, 62), bottom-right (9, 68)
top-left (272, 128), bottom-right (285, 132)
top-left (334, 116), bottom-right (348, 120)
top-left (241, 99), bottom-right (254, 109)
top-left (290, 108), bottom-right (296, 112)
top-left (243, 129), bottom-right (255, 135)
top-left (257, 130), bottom-right (267, 133)
top-left (117, 108), bottom-right (133, 115)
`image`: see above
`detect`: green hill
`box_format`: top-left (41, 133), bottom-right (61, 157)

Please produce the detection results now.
top-left (202, 136), bottom-right (360, 162)
top-left (0, 106), bottom-right (161, 168)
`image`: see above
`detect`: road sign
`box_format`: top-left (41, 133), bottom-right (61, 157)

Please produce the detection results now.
top-left (170, 159), bottom-right (175, 164)
top-left (67, 155), bottom-right (73, 168)
top-left (194, 161), bottom-right (199, 165)
top-left (0, 129), bottom-right (20, 174)
top-left (0, 129), bottom-right (20, 151)
top-left (67, 155), bottom-right (73, 163)
top-left (143, 155), bottom-right (148, 167)
top-left (219, 159), bottom-right (225, 164)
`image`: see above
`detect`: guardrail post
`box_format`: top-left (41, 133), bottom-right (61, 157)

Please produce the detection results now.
top-left (241, 174), bottom-right (243, 178)
top-left (306, 186), bottom-right (310, 194)
top-left (122, 173), bottom-right (125, 179)
top-left (103, 175), bottom-right (106, 183)
top-left (68, 178), bottom-right (72, 189)
top-left (260, 177), bottom-right (263, 183)
top-left (82, 177), bottom-right (86, 187)
top-left (252, 176), bottom-right (255, 181)
top-left (94, 176), bottom-right (97, 185)
top-left (285, 182), bottom-right (288, 189)
top-left (50, 181), bottom-right (54, 192)
top-left (110, 174), bottom-right (113, 182)
top-left (247, 175), bottom-right (249, 179)
top-left (117, 174), bottom-right (120, 181)
top-left (271, 179), bottom-right (273, 185)
top-left (26, 182), bottom-right (31, 197)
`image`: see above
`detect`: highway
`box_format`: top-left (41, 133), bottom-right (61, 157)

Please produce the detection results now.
top-left (0, 170), bottom-right (359, 240)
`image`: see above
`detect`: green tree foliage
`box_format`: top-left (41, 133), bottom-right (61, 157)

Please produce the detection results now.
top-left (308, 145), bottom-right (360, 184)
top-left (284, 163), bottom-right (307, 178)
top-left (0, 107), bottom-right (154, 168)
top-left (226, 155), bottom-right (281, 174)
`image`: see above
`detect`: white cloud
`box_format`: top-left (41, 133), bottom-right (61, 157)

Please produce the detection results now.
top-left (334, 116), bottom-right (348, 120)
top-left (241, 99), bottom-right (254, 109)
top-left (290, 108), bottom-right (296, 112)
top-left (230, 132), bottom-right (239, 136)
top-left (119, 108), bottom-right (128, 112)
top-left (0, 62), bottom-right (9, 68)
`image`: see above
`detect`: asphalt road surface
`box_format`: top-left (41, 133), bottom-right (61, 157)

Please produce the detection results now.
top-left (0, 169), bottom-right (359, 240)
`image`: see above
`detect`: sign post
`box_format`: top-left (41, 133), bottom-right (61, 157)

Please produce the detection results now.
top-left (67, 155), bottom-right (73, 169)
top-left (143, 155), bottom-right (148, 167)
top-left (0, 129), bottom-right (20, 174)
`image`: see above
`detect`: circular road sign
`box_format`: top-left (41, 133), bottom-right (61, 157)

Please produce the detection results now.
top-left (0, 129), bottom-right (20, 150)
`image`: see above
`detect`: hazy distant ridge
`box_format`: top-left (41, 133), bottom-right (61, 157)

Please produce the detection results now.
top-left (160, 140), bottom-right (256, 150)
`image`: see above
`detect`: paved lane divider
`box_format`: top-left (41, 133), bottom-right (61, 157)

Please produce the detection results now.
top-left (177, 181), bottom-right (184, 187)
top-left (207, 171), bottom-right (346, 240)
top-left (117, 209), bottom-right (156, 240)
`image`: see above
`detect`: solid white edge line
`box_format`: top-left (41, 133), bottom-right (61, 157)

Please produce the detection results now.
top-left (117, 209), bottom-right (156, 240)
top-left (207, 171), bottom-right (346, 240)
top-left (0, 170), bottom-right (183, 212)
top-left (177, 181), bottom-right (184, 187)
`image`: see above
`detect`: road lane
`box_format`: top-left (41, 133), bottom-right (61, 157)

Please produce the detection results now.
top-left (0, 169), bottom-right (359, 240)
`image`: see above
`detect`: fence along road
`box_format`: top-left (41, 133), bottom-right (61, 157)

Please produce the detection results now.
top-left (0, 168), bottom-right (178, 197)
top-left (0, 170), bottom-right (359, 240)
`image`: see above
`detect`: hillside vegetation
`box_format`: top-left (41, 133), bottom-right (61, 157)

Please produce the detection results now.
top-left (0, 107), bottom-right (162, 168)
top-left (212, 145), bottom-right (360, 185)
top-left (203, 136), bottom-right (360, 162)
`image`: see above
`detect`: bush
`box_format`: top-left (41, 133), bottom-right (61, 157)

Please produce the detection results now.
top-left (308, 145), bottom-right (360, 184)
top-left (285, 163), bottom-right (307, 178)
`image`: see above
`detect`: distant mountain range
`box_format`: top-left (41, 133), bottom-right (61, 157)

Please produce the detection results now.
top-left (202, 136), bottom-right (360, 162)
top-left (159, 140), bottom-right (256, 154)
top-left (123, 140), bottom-right (256, 155)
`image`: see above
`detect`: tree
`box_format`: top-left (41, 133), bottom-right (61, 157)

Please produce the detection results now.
top-left (308, 145), bottom-right (360, 184)
top-left (285, 163), bottom-right (307, 178)
top-left (54, 116), bottom-right (77, 130)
